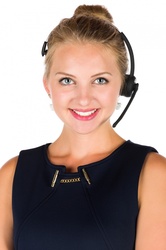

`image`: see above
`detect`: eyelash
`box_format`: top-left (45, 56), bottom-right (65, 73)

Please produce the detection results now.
top-left (59, 78), bottom-right (74, 85)
top-left (59, 77), bottom-right (109, 86)
top-left (94, 78), bottom-right (109, 85)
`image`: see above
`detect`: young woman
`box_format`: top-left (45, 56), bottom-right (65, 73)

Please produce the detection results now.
top-left (0, 5), bottom-right (166, 250)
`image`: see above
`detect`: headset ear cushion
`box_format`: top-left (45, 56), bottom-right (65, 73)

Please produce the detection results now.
top-left (121, 74), bottom-right (136, 97)
top-left (41, 41), bottom-right (48, 56)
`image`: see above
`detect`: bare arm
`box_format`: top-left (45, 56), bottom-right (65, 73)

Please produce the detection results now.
top-left (135, 152), bottom-right (166, 249)
top-left (0, 157), bottom-right (18, 250)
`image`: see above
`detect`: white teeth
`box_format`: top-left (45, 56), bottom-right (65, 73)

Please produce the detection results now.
top-left (73, 109), bottom-right (96, 117)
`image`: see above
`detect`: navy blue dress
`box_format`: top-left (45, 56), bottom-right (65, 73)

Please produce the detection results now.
top-left (12, 140), bottom-right (157, 250)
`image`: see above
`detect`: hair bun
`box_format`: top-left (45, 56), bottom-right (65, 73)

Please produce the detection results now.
top-left (73, 5), bottom-right (114, 24)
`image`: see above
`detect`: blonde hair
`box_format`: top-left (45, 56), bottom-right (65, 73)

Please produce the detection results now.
top-left (44, 5), bottom-right (128, 85)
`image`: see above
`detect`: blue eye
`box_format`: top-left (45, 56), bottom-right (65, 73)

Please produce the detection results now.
top-left (95, 78), bottom-right (108, 85)
top-left (59, 78), bottom-right (74, 85)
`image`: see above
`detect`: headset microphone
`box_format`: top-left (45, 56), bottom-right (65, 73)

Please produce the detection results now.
top-left (112, 32), bottom-right (139, 128)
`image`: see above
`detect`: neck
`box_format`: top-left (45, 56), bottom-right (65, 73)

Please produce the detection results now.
top-left (52, 122), bottom-right (124, 158)
top-left (47, 122), bottom-right (125, 172)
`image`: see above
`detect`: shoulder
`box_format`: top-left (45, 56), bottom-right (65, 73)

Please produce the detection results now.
top-left (0, 156), bottom-right (18, 207)
top-left (0, 156), bottom-right (18, 190)
top-left (0, 156), bottom-right (18, 249)
top-left (139, 152), bottom-right (166, 201)
top-left (138, 151), bottom-right (166, 213)
top-left (16, 143), bottom-right (49, 161)
top-left (0, 156), bottom-right (18, 178)
top-left (136, 152), bottom-right (166, 249)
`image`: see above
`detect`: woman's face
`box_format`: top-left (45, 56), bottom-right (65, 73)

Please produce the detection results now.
top-left (43, 42), bottom-right (122, 135)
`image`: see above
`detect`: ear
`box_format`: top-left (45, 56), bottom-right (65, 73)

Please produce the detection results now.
top-left (43, 75), bottom-right (50, 95)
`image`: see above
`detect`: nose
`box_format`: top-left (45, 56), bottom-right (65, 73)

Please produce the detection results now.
top-left (76, 85), bottom-right (93, 107)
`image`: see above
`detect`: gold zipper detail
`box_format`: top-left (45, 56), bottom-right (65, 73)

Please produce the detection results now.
top-left (51, 170), bottom-right (59, 187)
top-left (60, 177), bottom-right (80, 183)
top-left (82, 168), bottom-right (91, 185)
top-left (51, 169), bottom-right (91, 186)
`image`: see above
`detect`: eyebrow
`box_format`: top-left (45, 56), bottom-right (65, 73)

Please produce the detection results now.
top-left (55, 72), bottom-right (75, 77)
top-left (91, 72), bottom-right (112, 77)
top-left (55, 72), bottom-right (112, 77)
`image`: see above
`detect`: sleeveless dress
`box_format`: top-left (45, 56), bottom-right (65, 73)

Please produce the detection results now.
top-left (12, 140), bottom-right (157, 250)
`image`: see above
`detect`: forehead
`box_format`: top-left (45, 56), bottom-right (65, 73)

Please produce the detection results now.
top-left (51, 42), bottom-right (119, 71)
top-left (53, 41), bottom-right (115, 57)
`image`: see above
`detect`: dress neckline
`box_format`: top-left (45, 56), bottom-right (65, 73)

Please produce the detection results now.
top-left (43, 140), bottom-right (130, 174)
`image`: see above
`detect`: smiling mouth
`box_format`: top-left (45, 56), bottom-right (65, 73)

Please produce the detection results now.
top-left (72, 109), bottom-right (97, 117)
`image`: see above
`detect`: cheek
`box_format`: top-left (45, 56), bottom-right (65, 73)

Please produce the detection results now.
top-left (51, 91), bottom-right (70, 108)
top-left (101, 88), bottom-right (119, 107)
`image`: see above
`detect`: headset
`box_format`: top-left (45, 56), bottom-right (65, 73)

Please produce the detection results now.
top-left (113, 32), bottom-right (139, 127)
top-left (41, 32), bottom-right (139, 127)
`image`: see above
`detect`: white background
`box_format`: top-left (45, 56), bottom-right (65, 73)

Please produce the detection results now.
top-left (0, 0), bottom-right (166, 166)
